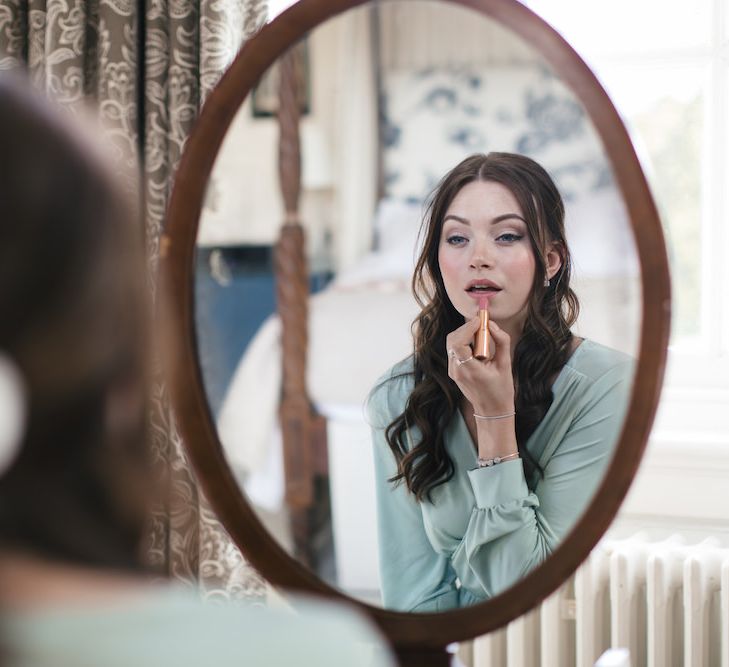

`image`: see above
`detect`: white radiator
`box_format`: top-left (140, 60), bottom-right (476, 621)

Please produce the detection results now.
top-left (470, 535), bottom-right (729, 667)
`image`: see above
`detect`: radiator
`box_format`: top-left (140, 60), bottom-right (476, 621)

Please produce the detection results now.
top-left (470, 535), bottom-right (729, 667)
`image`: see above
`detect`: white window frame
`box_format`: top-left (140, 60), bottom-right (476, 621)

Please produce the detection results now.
top-left (526, 0), bottom-right (729, 459)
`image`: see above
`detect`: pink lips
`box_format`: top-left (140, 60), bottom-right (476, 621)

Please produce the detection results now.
top-left (466, 290), bottom-right (498, 305)
top-left (465, 279), bottom-right (501, 305)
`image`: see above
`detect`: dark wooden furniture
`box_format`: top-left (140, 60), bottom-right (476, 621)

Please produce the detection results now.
top-left (160, 1), bottom-right (671, 665)
top-left (274, 46), bottom-right (325, 568)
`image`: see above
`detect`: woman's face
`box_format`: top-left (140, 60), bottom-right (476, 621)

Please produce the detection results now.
top-left (437, 180), bottom-right (537, 332)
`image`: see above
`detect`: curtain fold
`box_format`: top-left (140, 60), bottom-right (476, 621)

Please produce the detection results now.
top-left (331, 4), bottom-right (377, 271)
top-left (0, 0), bottom-right (267, 601)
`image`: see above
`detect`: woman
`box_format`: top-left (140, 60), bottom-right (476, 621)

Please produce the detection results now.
top-left (0, 74), bottom-right (392, 666)
top-left (368, 153), bottom-right (633, 612)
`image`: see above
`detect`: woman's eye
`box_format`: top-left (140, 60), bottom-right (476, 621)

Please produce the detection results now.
top-left (496, 233), bottom-right (524, 243)
top-left (446, 234), bottom-right (468, 246)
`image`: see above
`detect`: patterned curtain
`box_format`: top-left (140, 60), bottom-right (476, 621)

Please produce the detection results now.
top-left (0, 0), bottom-right (269, 600)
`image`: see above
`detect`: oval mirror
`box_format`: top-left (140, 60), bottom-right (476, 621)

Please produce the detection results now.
top-left (160, 0), bottom-right (669, 661)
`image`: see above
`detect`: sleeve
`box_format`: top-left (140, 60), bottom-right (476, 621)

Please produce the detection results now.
top-left (450, 360), bottom-right (634, 599)
top-left (368, 379), bottom-right (468, 612)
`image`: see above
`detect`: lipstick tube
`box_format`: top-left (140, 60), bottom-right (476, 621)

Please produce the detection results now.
top-left (474, 305), bottom-right (491, 360)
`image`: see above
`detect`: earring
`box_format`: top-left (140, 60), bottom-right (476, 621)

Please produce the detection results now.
top-left (544, 277), bottom-right (550, 287)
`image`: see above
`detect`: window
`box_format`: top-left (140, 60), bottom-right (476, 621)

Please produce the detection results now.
top-left (267, 0), bottom-right (299, 21)
top-left (526, 0), bottom-right (729, 444)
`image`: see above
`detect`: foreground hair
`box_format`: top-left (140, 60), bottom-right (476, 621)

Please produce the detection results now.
top-left (0, 75), bottom-right (153, 572)
top-left (385, 153), bottom-right (579, 502)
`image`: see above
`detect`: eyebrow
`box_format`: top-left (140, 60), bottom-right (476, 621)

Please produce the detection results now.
top-left (443, 213), bottom-right (527, 225)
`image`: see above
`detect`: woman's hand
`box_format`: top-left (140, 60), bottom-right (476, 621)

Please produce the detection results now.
top-left (446, 317), bottom-right (515, 416)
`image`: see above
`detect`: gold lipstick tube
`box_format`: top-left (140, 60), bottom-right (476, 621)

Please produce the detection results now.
top-left (474, 307), bottom-right (491, 360)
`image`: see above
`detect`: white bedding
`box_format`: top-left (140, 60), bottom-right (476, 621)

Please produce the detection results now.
top-left (217, 263), bottom-right (419, 510)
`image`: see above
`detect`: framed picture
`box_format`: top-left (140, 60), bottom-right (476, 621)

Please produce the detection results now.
top-left (251, 40), bottom-right (310, 117)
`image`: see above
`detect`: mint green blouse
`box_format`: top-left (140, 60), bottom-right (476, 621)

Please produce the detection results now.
top-left (367, 339), bottom-right (634, 612)
top-left (1, 588), bottom-right (394, 666)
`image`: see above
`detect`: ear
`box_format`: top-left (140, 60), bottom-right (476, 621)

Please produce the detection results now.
top-left (545, 242), bottom-right (563, 281)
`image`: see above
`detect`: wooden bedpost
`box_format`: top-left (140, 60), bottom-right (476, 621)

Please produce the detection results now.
top-left (275, 45), bottom-right (322, 568)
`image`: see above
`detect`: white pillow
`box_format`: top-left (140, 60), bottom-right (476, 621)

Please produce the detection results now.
top-left (373, 198), bottom-right (424, 252)
top-left (335, 198), bottom-right (425, 289)
top-left (565, 187), bottom-right (639, 279)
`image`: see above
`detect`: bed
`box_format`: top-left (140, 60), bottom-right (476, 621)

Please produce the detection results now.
top-left (208, 1), bottom-right (640, 603)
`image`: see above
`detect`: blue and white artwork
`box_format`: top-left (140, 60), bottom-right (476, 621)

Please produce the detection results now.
top-left (382, 64), bottom-right (613, 203)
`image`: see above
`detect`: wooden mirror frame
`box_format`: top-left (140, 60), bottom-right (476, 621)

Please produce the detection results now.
top-left (160, 0), bottom-right (670, 660)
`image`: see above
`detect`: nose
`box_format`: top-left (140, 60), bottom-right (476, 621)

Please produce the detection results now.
top-left (469, 237), bottom-right (493, 269)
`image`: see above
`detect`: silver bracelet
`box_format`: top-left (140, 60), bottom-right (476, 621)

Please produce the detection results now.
top-left (473, 411), bottom-right (516, 420)
top-left (477, 452), bottom-right (520, 468)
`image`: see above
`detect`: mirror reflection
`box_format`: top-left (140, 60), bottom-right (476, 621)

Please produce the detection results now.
top-left (195, 0), bottom-right (640, 610)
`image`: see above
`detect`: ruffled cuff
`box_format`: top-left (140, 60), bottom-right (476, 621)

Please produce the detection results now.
top-left (467, 459), bottom-right (529, 509)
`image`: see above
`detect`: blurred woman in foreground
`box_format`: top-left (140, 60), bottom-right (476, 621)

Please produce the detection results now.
top-left (0, 74), bottom-right (391, 667)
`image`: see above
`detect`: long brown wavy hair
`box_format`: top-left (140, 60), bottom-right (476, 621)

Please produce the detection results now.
top-left (384, 153), bottom-right (579, 502)
top-left (0, 74), bottom-right (154, 573)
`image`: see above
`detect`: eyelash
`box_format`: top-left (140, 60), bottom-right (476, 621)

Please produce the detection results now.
top-left (496, 233), bottom-right (524, 243)
top-left (445, 233), bottom-right (524, 246)
top-left (446, 234), bottom-right (468, 246)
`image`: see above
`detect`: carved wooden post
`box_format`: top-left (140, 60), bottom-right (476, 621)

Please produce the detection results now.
top-left (275, 46), bottom-right (314, 566)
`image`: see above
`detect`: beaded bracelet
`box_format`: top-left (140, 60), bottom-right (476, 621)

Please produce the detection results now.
top-left (477, 452), bottom-right (520, 468)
